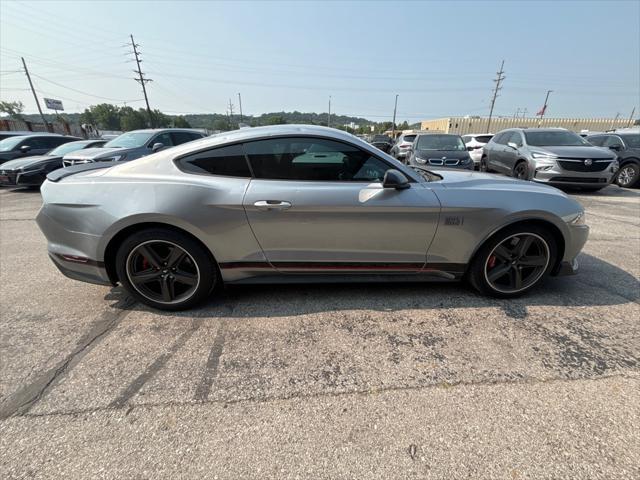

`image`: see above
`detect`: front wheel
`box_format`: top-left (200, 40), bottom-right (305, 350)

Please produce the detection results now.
top-left (616, 163), bottom-right (640, 188)
top-left (468, 225), bottom-right (557, 298)
top-left (480, 156), bottom-right (490, 172)
top-left (115, 228), bottom-right (218, 311)
top-left (513, 161), bottom-right (529, 180)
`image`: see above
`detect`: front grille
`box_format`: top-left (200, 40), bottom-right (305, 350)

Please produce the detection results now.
top-left (549, 176), bottom-right (608, 183)
top-left (428, 158), bottom-right (460, 166)
top-left (557, 159), bottom-right (610, 172)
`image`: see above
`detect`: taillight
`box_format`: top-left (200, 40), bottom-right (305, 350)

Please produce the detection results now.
top-left (400, 145), bottom-right (410, 149)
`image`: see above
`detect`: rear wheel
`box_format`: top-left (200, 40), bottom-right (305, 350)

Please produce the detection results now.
top-left (616, 163), bottom-right (640, 188)
top-left (115, 228), bottom-right (218, 311)
top-left (468, 225), bottom-right (557, 298)
top-left (480, 156), bottom-right (490, 172)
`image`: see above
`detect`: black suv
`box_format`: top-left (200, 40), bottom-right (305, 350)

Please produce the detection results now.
top-left (587, 132), bottom-right (640, 188)
top-left (0, 134), bottom-right (80, 164)
top-left (370, 134), bottom-right (394, 153)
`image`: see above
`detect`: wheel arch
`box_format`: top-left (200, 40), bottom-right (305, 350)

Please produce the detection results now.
top-left (466, 218), bottom-right (566, 277)
top-left (103, 222), bottom-right (219, 285)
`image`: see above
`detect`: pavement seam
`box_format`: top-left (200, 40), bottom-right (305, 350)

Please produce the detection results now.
top-left (0, 297), bottom-right (136, 420)
top-left (7, 371), bottom-right (638, 421)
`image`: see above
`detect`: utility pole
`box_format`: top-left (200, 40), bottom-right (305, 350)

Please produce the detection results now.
top-left (21, 57), bottom-right (48, 129)
top-left (227, 99), bottom-right (235, 127)
top-left (513, 107), bottom-right (520, 119)
top-left (328, 96), bottom-right (331, 127)
top-left (486, 60), bottom-right (505, 134)
top-left (537, 90), bottom-right (552, 126)
top-left (237, 93), bottom-right (243, 123)
top-left (130, 34), bottom-right (153, 127)
top-left (627, 107), bottom-right (636, 127)
top-left (391, 94), bottom-right (399, 138)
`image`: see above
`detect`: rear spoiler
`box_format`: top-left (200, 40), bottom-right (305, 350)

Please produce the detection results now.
top-left (47, 163), bottom-right (112, 182)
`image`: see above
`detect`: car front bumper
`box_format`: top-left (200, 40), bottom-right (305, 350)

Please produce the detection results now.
top-left (532, 161), bottom-right (616, 187)
top-left (16, 169), bottom-right (47, 187)
top-left (0, 171), bottom-right (18, 186)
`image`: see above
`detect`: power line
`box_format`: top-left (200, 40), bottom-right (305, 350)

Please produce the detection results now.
top-left (129, 34), bottom-right (154, 127)
top-left (486, 60), bottom-right (506, 134)
top-left (30, 73), bottom-right (142, 102)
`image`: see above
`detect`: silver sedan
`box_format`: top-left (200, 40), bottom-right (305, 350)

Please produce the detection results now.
top-left (37, 125), bottom-right (588, 310)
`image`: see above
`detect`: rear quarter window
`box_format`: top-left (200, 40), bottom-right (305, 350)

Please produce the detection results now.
top-left (177, 143), bottom-right (251, 177)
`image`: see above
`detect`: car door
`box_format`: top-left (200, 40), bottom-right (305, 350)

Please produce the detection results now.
top-left (486, 132), bottom-right (508, 172)
top-left (241, 136), bottom-right (441, 273)
top-left (503, 131), bottom-right (524, 174)
top-left (19, 136), bottom-right (56, 157)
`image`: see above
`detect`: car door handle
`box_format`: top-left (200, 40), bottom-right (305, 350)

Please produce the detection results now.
top-left (253, 200), bottom-right (292, 211)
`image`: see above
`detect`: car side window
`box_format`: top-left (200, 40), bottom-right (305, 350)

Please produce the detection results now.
top-left (587, 136), bottom-right (605, 146)
top-left (177, 143), bottom-right (251, 177)
top-left (510, 132), bottom-right (523, 147)
top-left (493, 132), bottom-right (507, 145)
top-left (150, 133), bottom-right (174, 148)
top-left (603, 136), bottom-right (624, 149)
top-left (22, 137), bottom-right (52, 149)
top-left (171, 132), bottom-right (198, 146)
top-left (244, 137), bottom-right (391, 182)
top-left (45, 137), bottom-right (70, 148)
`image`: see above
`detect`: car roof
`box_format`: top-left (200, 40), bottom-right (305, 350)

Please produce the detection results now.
top-left (415, 132), bottom-right (460, 136)
top-left (124, 128), bottom-right (205, 134)
top-left (463, 133), bottom-right (494, 136)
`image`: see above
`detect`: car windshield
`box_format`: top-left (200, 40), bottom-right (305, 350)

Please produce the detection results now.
top-left (620, 134), bottom-right (640, 148)
top-left (373, 135), bottom-right (390, 142)
top-left (403, 135), bottom-right (417, 143)
top-left (524, 131), bottom-right (589, 147)
top-left (0, 136), bottom-right (26, 152)
top-left (104, 131), bottom-right (154, 148)
top-left (416, 135), bottom-right (465, 151)
top-left (48, 142), bottom-right (90, 156)
top-left (474, 135), bottom-right (493, 143)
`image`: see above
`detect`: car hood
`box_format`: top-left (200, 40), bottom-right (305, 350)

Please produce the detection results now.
top-left (0, 151), bottom-right (20, 161)
top-left (0, 155), bottom-right (58, 171)
top-left (63, 147), bottom-right (125, 161)
top-left (534, 145), bottom-right (614, 159)
top-left (415, 149), bottom-right (470, 159)
top-left (429, 169), bottom-right (566, 196)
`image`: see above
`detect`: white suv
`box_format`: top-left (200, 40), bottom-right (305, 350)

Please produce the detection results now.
top-left (462, 133), bottom-right (494, 168)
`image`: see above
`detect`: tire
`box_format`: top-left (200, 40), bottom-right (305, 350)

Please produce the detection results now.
top-left (115, 228), bottom-right (218, 311)
top-left (513, 161), bottom-right (529, 180)
top-left (468, 224), bottom-right (558, 298)
top-left (616, 162), bottom-right (640, 188)
top-left (480, 156), bottom-right (490, 172)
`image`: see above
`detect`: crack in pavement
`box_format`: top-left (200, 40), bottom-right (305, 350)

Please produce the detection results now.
top-left (0, 297), bottom-right (136, 420)
top-left (7, 372), bottom-right (639, 421)
top-left (109, 318), bottom-right (204, 409)
top-left (194, 320), bottom-right (228, 402)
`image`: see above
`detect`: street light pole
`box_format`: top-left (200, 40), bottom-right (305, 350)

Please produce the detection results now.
top-left (237, 93), bottom-right (243, 123)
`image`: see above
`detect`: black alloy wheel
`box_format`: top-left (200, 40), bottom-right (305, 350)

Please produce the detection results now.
top-left (484, 233), bottom-right (549, 294)
top-left (116, 229), bottom-right (217, 310)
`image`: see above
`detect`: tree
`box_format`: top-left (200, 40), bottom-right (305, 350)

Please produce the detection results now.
top-left (264, 115), bottom-right (287, 125)
top-left (212, 118), bottom-right (230, 131)
top-left (120, 107), bottom-right (147, 131)
top-left (0, 100), bottom-right (25, 120)
top-left (80, 103), bottom-right (121, 130)
top-left (173, 115), bottom-right (191, 128)
top-left (152, 109), bottom-right (170, 128)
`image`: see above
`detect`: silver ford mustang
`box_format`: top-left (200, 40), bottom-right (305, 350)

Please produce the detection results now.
top-left (36, 125), bottom-right (589, 311)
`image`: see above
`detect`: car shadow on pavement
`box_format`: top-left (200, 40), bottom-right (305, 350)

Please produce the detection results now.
top-left (104, 253), bottom-right (638, 320)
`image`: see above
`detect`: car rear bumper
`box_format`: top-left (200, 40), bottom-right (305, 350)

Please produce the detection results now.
top-left (49, 253), bottom-right (111, 286)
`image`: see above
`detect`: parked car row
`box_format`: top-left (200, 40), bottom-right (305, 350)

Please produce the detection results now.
top-left (373, 127), bottom-right (639, 191)
top-left (0, 128), bottom-right (206, 188)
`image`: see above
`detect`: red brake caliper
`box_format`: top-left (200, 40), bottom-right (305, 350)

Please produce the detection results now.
top-left (488, 255), bottom-right (497, 269)
top-left (142, 257), bottom-right (150, 270)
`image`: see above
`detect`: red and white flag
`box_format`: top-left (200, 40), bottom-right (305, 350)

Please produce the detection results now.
top-left (536, 105), bottom-right (547, 116)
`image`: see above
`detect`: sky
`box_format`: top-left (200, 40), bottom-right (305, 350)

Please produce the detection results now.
top-left (0, 0), bottom-right (639, 123)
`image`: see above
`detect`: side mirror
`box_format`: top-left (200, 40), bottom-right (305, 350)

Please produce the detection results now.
top-left (382, 169), bottom-right (410, 190)
top-left (20, 145), bottom-right (31, 153)
top-left (466, 146), bottom-right (474, 151)
top-left (507, 142), bottom-right (518, 149)
top-left (151, 142), bottom-right (165, 152)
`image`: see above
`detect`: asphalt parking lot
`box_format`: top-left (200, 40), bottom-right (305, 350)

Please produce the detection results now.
top-left (0, 185), bottom-right (639, 479)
